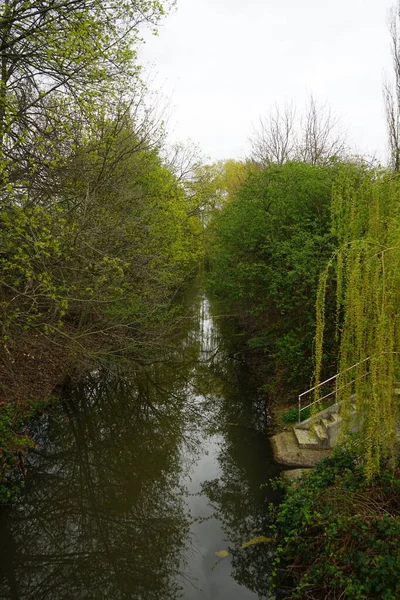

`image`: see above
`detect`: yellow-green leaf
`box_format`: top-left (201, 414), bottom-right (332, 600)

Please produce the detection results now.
top-left (215, 549), bottom-right (230, 558)
top-left (240, 536), bottom-right (271, 549)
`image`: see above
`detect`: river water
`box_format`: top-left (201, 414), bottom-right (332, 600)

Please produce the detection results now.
top-left (0, 281), bottom-right (283, 600)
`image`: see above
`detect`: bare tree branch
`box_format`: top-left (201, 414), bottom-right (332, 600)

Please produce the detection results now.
top-left (250, 103), bottom-right (296, 165)
top-left (250, 98), bottom-right (347, 167)
top-left (299, 96), bottom-right (347, 165)
top-left (385, 3), bottom-right (400, 170)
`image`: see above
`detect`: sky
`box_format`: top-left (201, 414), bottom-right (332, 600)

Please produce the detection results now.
top-left (139, 0), bottom-right (395, 162)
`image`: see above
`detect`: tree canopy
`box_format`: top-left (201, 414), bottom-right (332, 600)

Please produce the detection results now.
top-left (0, 0), bottom-right (204, 369)
top-left (315, 164), bottom-right (400, 478)
top-left (207, 161), bottom-right (337, 395)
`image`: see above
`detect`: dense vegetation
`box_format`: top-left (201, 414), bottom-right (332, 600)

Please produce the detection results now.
top-left (207, 157), bottom-right (400, 472)
top-left (1, 1), bottom-right (400, 596)
top-left (315, 165), bottom-right (400, 478)
top-left (207, 160), bottom-right (339, 399)
top-left (0, 0), bottom-right (204, 358)
top-left (271, 445), bottom-right (400, 600)
top-left (0, 0), bottom-right (204, 500)
top-left (207, 153), bottom-right (400, 598)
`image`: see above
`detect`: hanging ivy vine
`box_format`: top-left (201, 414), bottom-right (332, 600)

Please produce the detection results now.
top-left (315, 163), bottom-right (400, 478)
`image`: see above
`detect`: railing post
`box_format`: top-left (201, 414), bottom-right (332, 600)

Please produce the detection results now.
top-left (298, 394), bottom-right (301, 425)
top-left (335, 376), bottom-right (338, 406)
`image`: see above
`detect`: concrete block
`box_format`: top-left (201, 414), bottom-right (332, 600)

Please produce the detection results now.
top-left (293, 427), bottom-right (320, 449)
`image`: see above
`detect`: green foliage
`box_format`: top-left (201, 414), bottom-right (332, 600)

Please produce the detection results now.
top-left (270, 445), bottom-right (400, 599)
top-left (0, 0), bottom-right (204, 504)
top-left (315, 164), bottom-right (400, 478)
top-left (207, 161), bottom-right (337, 394)
top-left (282, 406), bottom-right (311, 423)
top-left (0, 0), bottom-right (202, 357)
top-left (0, 203), bottom-right (72, 333)
top-left (0, 401), bottom-right (38, 504)
top-left (0, 121), bottom-right (204, 348)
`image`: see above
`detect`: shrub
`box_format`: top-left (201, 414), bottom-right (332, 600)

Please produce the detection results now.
top-left (270, 444), bottom-right (400, 599)
top-left (282, 407), bottom-right (311, 423)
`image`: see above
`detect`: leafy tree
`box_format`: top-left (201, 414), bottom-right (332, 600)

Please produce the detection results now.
top-left (315, 163), bottom-right (400, 478)
top-left (1, 106), bottom-right (203, 355)
top-left (184, 159), bottom-right (252, 228)
top-left (207, 161), bottom-right (337, 396)
top-left (0, 0), bottom-right (204, 365)
top-left (0, 0), bottom-right (169, 143)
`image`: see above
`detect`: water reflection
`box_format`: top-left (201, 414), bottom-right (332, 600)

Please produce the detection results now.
top-left (0, 284), bottom-right (282, 600)
top-left (0, 372), bottom-right (191, 600)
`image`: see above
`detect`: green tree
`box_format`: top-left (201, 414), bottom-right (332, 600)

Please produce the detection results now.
top-left (1, 108), bottom-right (203, 353)
top-left (0, 0), bottom-right (168, 142)
top-left (315, 163), bottom-right (400, 478)
top-left (0, 0), bottom-right (204, 363)
top-left (207, 161), bottom-right (337, 396)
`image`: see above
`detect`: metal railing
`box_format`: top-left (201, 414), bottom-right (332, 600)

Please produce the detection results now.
top-left (298, 357), bottom-right (371, 424)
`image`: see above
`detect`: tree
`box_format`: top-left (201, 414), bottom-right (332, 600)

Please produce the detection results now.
top-left (250, 97), bottom-right (346, 167)
top-left (207, 162), bottom-right (337, 395)
top-left (0, 0), bottom-right (171, 189)
top-left (299, 96), bottom-right (346, 165)
top-left (163, 139), bottom-right (204, 182)
top-left (0, 107), bottom-right (203, 351)
top-left (0, 0), bottom-right (205, 362)
top-left (250, 104), bottom-right (296, 166)
top-left (384, 2), bottom-right (400, 170)
top-left (315, 163), bottom-right (400, 478)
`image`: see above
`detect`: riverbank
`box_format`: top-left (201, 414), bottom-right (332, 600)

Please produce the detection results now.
top-left (0, 283), bottom-right (284, 599)
top-left (0, 330), bottom-right (74, 502)
top-left (271, 445), bottom-right (400, 599)
top-left (0, 277), bottom-right (199, 503)
top-left (270, 429), bottom-right (332, 467)
top-left (210, 306), bottom-right (400, 598)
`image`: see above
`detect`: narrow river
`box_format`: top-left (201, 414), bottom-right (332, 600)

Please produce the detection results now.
top-left (0, 281), bottom-right (283, 600)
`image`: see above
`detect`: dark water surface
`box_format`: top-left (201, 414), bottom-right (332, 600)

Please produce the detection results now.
top-left (0, 282), bottom-right (283, 599)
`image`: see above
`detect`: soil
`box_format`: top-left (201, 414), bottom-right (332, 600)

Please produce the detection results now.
top-left (0, 332), bottom-right (72, 402)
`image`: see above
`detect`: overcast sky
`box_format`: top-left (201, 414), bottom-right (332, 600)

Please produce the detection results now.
top-left (139, 0), bottom-right (394, 162)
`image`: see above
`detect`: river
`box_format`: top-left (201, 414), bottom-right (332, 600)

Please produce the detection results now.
top-left (0, 280), bottom-right (284, 599)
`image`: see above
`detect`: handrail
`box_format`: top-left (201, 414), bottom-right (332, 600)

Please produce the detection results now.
top-left (298, 356), bottom-right (371, 424)
top-left (298, 352), bottom-right (400, 424)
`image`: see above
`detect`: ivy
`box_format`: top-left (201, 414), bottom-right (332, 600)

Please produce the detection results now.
top-left (271, 446), bottom-right (400, 599)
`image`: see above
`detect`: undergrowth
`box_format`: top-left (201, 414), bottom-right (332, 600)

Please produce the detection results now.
top-left (270, 442), bottom-right (400, 599)
top-left (0, 397), bottom-right (52, 504)
top-left (282, 407), bottom-right (311, 423)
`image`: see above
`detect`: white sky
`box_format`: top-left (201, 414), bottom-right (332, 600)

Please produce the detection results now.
top-left (139, 0), bottom-right (394, 162)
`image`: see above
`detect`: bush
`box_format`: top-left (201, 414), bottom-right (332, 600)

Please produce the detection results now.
top-left (270, 444), bottom-right (400, 599)
top-left (207, 161), bottom-right (338, 398)
top-left (282, 407), bottom-right (311, 423)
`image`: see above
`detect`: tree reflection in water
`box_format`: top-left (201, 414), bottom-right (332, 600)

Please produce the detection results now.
top-left (0, 369), bottom-right (195, 600)
top-left (197, 303), bottom-right (282, 599)
top-left (0, 285), bottom-right (282, 600)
